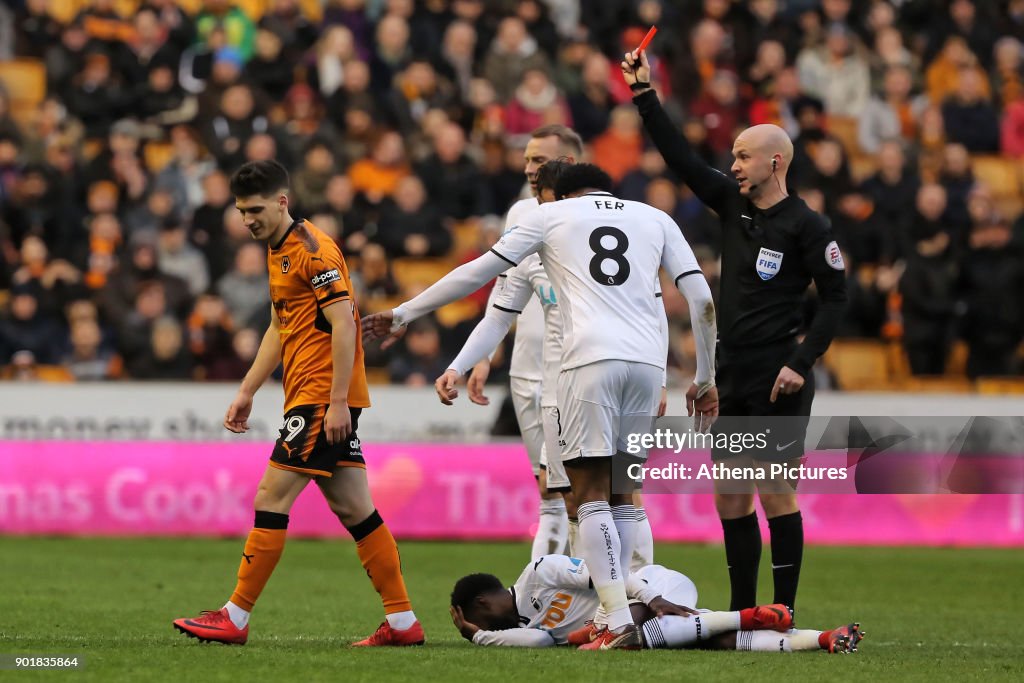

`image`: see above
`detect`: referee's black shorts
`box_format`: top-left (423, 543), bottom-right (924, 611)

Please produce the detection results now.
top-left (712, 339), bottom-right (815, 462)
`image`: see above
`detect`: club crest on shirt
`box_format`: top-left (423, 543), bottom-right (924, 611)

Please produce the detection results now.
top-left (281, 256), bottom-right (290, 273)
top-left (755, 247), bottom-right (783, 280)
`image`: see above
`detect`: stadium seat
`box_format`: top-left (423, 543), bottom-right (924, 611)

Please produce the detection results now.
top-left (451, 220), bottom-right (482, 257)
top-left (822, 339), bottom-right (893, 390)
top-left (437, 299), bottom-right (481, 327)
top-left (946, 340), bottom-right (969, 376)
top-left (46, 0), bottom-right (85, 24)
top-left (237, 0), bottom-right (268, 21)
top-left (392, 258), bottom-right (454, 290)
top-left (971, 156), bottom-right (1021, 198)
top-left (299, 0), bottom-right (323, 22)
top-left (364, 367), bottom-right (390, 385)
top-left (849, 155), bottom-right (878, 184)
top-left (0, 59), bottom-right (46, 126)
top-left (826, 115), bottom-right (861, 158)
top-left (901, 376), bottom-right (973, 393)
top-left (975, 377), bottom-right (1024, 394)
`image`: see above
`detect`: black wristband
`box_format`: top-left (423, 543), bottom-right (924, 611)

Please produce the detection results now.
top-left (629, 81), bottom-right (651, 92)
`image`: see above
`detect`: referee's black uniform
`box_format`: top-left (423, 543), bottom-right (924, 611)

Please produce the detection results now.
top-left (633, 89), bottom-right (847, 611)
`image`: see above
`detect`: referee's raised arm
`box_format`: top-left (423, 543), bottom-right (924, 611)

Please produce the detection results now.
top-left (621, 50), bottom-right (734, 213)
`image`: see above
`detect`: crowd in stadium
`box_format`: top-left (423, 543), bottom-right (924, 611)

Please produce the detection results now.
top-left (1, 0), bottom-right (1023, 387)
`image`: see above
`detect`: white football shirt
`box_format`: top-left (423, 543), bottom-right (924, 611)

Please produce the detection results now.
top-left (492, 253), bottom-right (562, 407)
top-left (492, 192), bottom-right (700, 371)
top-left (510, 555), bottom-right (599, 644)
top-left (503, 198), bottom-right (543, 381)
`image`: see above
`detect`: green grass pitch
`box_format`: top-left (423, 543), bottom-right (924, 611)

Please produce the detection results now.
top-left (1, 538), bottom-right (1022, 682)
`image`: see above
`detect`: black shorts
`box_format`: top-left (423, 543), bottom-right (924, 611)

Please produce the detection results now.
top-left (269, 405), bottom-right (365, 477)
top-left (712, 340), bottom-right (815, 462)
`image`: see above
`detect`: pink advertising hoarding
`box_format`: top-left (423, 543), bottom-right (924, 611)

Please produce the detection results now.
top-left (0, 441), bottom-right (1021, 546)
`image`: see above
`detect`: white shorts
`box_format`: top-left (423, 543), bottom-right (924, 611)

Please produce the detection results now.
top-left (595, 564), bottom-right (699, 627)
top-left (557, 360), bottom-right (660, 461)
top-left (510, 376), bottom-right (544, 475)
top-left (632, 565), bottom-right (699, 609)
top-left (539, 406), bottom-right (570, 490)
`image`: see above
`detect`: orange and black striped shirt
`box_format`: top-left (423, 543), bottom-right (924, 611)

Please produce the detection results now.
top-left (267, 218), bottom-right (370, 412)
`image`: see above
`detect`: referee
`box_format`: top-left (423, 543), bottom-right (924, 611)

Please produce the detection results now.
top-left (622, 50), bottom-right (847, 612)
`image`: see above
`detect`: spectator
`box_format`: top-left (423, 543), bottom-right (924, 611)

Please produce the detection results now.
top-left (591, 106), bottom-right (644, 185)
top-left (858, 65), bottom-right (930, 154)
top-left (317, 174), bottom-right (369, 255)
top-left (415, 121), bottom-right (489, 221)
top-left (900, 222), bottom-right (958, 376)
top-left (314, 25), bottom-right (358, 99)
top-left (387, 317), bottom-right (448, 386)
top-left (62, 52), bottom-right (134, 139)
top-left (438, 20), bottom-right (477, 104)
top-left (568, 51), bottom-right (615, 142)
top-left (957, 217), bottom-right (1024, 377)
top-left (0, 285), bottom-right (63, 364)
top-left (156, 219), bottom-right (210, 298)
top-left (370, 14), bottom-right (412, 93)
top-left (503, 67), bottom-right (572, 137)
top-left (482, 17), bottom-right (548, 102)
top-left (991, 36), bottom-right (1024, 107)
top-left (205, 326), bottom-right (260, 380)
top-left (195, 0), bottom-right (256, 62)
top-left (291, 140), bottom-right (340, 216)
top-left (1001, 98), bottom-right (1024, 156)
top-left (691, 70), bottom-right (745, 159)
top-left (63, 318), bottom-right (122, 380)
top-left (217, 242), bottom-right (270, 329)
top-left (860, 140), bottom-right (921, 258)
top-left (938, 142), bottom-right (976, 241)
top-left (386, 59), bottom-right (461, 136)
top-left (186, 293), bottom-right (234, 378)
top-left (348, 130), bottom-right (410, 205)
top-left (942, 67), bottom-right (1001, 152)
top-left (796, 22), bottom-right (871, 117)
top-left (260, 0), bottom-right (318, 65)
top-left (129, 315), bottom-right (193, 379)
top-left (350, 242), bottom-right (399, 303)
top-left (376, 175), bottom-right (452, 258)
top-left (925, 35), bottom-right (989, 105)
top-left (202, 84), bottom-right (270, 171)
top-left (245, 29), bottom-right (295, 104)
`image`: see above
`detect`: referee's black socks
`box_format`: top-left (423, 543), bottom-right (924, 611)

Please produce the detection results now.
top-left (768, 511), bottom-right (803, 610)
top-left (722, 512), bottom-right (761, 611)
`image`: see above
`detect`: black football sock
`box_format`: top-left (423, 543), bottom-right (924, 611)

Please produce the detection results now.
top-left (768, 511), bottom-right (803, 610)
top-left (721, 512), bottom-right (761, 611)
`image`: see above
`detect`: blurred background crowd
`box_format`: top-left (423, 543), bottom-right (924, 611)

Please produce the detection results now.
top-left (1, 0), bottom-right (1024, 392)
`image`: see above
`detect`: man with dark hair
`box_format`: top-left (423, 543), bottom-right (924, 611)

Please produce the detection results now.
top-left (447, 555), bottom-right (861, 653)
top-left (173, 159), bottom-right (423, 647)
top-left (551, 163), bottom-right (614, 200)
top-left (623, 50), bottom-right (848, 615)
top-left (364, 158), bottom-right (719, 650)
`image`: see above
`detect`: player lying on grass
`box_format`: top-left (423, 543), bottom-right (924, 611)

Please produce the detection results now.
top-left (450, 554), bottom-right (862, 652)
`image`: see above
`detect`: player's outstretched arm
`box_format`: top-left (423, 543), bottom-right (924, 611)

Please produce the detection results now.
top-left (362, 252), bottom-right (515, 349)
top-left (225, 304), bottom-right (282, 433)
top-left (622, 49), bottom-right (733, 212)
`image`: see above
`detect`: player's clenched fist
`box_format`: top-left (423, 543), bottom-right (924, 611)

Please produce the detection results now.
top-left (224, 391), bottom-right (253, 433)
top-left (361, 310), bottom-right (407, 350)
top-left (434, 369), bottom-right (460, 405)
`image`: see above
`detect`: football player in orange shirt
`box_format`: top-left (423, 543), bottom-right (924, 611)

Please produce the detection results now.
top-left (173, 160), bottom-right (422, 647)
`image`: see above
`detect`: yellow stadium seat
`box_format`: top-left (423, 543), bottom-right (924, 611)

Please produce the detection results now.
top-left (822, 339), bottom-right (892, 390)
top-left (391, 258), bottom-right (453, 290)
top-left (849, 155), bottom-right (878, 184)
top-left (826, 115), bottom-right (861, 158)
top-left (0, 59), bottom-right (46, 116)
top-left (237, 0), bottom-right (268, 21)
top-left (46, 0), bottom-right (86, 24)
top-left (451, 220), bottom-right (482, 257)
top-left (901, 377), bottom-right (973, 393)
top-left (299, 0), bottom-right (323, 22)
top-left (994, 195), bottom-right (1024, 221)
top-left (437, 299), bottom-right (480, 327)
top-left (364, 367), bottom-right (390, 385)
top-left (975, 377), bottom-right (1024, 394)
top-left (177, 0), bottom-right (203, 15)
top-left (971, 155), bottom-right (1021, 198)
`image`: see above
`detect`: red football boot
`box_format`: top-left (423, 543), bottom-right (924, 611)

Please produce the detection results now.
top-left (173, 608), bottom-right (248, 645)
top-left (577, 623), bottom-right (642, 651)
top-left (566, 621), bottom-right (601, 646)
top-left (351, 620), bottom-right (425, 647)
top-left (821, 623), bottom-right (864, 654)
top-left (739, 604), bottom-right (794, 632)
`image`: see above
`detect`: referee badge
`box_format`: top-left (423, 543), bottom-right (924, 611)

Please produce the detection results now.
top-left (755, 247), bottom-right (783, 281)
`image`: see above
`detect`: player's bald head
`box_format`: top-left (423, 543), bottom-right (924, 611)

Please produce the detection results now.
top-left (735, 124), bottom-right (793, 165)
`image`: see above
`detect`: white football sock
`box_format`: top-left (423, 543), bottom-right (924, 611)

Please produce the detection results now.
top-left (531, 498), bottom-right (568, 560)
top-left (578, 500), bottom-right (632, 630)
top-left (385, 610), bottom-right (417, 630)
top-left (611, 504), bottom-right (637, 574)
top-left (224, 601), bottom-right (250, 629)
top-left (567, 518), bottom-right (579, 556)
top-left (631, 506), bottom-right (654, 571)
top-left (787, 629), bottom-right (824, 651)
top-left (736, 630), bottom-right (793, 652)
top-left (642, 611), bottom-right (741, 649)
